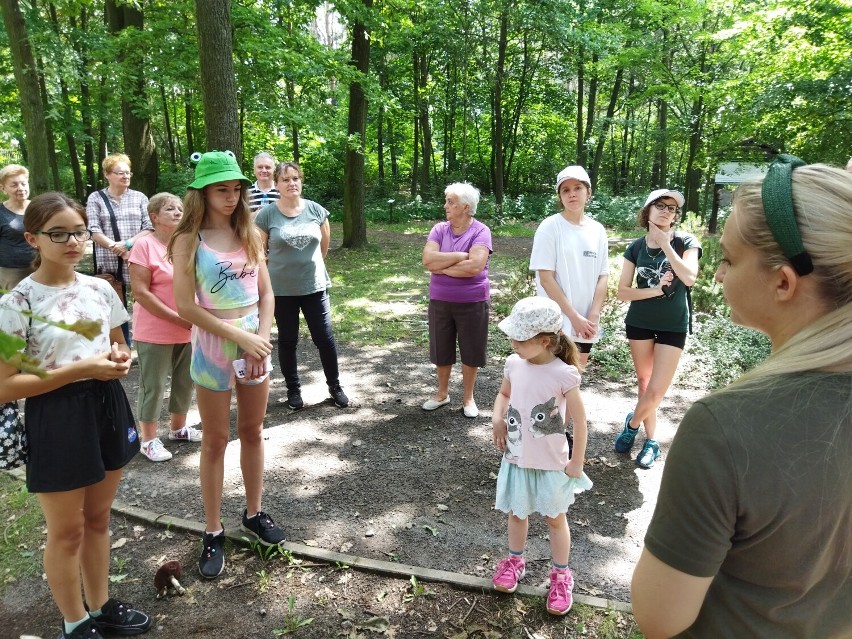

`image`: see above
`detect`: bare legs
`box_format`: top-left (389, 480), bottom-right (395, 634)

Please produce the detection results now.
top-left (38, 469), bottom-right (123, 622)
top-left (626, 340), bottom-right (684, 440)
top-left (430, 363), bottom-right (479, 408)
top-left (507, 512), bottom-right (571, 565)
top-left (196, 378), bottom-right (270, 531)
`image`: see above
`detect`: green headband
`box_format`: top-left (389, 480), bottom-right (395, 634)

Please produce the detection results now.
top-left (760, 154), bottom-right (813, 276)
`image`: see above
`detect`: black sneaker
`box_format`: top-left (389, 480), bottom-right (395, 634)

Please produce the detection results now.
top-left (287, 388), bottom-right (303, 410)
top-left (91, 598), bottom-right (151, 635)
top-left (58, 617), bottom-right (103, 639)
top-left (241, 510), bottom-right (287, 546)
top-left (329, 384), bottom-right (349, 408)
top-left (198, 531), bottom-right (226, 579)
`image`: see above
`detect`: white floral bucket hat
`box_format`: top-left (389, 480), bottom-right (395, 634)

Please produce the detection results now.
top-left (498, 296), bottom-right (563, 341)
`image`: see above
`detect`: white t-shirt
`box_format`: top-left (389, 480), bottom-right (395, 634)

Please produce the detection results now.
top-left (0, 274), bottom-right (128, 371)
top-left (529, 214), bottom-right (609, 344)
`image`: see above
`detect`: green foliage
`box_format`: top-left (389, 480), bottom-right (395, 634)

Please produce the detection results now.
top-left (272, 594), bottom-right (313, 635)
top-left (689, 316), bottom-right (772, 389)
top-left (0, 474), bottom-right (43, 585)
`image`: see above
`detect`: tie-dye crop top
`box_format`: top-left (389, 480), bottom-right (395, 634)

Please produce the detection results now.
top-left (194, 236), bottom-right (260, 310)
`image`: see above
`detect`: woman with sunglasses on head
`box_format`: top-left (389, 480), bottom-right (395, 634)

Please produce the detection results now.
top-left (613, 189), bottom-right (701, 469)
top-left (631, 159), bottom-right (852, 638)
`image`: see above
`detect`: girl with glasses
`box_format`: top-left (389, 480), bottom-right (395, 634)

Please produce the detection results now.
top-left (614, 189), bottom-right (701, 468)
top-left (0, 192), bottom-right (150, 638)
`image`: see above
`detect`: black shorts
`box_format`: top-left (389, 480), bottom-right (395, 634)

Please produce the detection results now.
top-left (24, 379), bottom-right (140, 493)
top-left (625, 324), bottom-right (687, 350)
top-left (575, 342), bottom-right (593, 354)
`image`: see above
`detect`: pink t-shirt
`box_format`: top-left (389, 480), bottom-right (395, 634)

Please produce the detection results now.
top-left (128, 234), bottom-right (191, 345)
top-left (501, 354), bottom-right (581, 471)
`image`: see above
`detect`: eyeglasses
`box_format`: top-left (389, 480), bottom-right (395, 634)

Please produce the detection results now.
top-left (35, 229), bottom-right (92, 243)
top-left (111, 171), bottom-right (133, 177)
top-left (653, 201), bottom-right (679, 214)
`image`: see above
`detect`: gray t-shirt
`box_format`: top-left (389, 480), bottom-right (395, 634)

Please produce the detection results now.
top-left (645, 372), bottom-right (852, 638)
top-left (255, 199), bottom-right (331, 297)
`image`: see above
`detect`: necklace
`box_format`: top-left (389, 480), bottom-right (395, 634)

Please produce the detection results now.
top-left (645, 239), bottom-right (663, 259)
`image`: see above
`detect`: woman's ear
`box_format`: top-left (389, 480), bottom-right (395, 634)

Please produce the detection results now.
top-left (773, 264), bottom-right (799, 302)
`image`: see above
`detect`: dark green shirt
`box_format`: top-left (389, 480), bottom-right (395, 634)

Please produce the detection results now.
top-left (646, 372), bottom-right (852, 638)
top-left (623, 233), bottom-right (701, 333)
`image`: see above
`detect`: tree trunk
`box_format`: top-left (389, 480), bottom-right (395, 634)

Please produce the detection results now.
top-left (160, 84), bottom-right (177, 166)
top-left (576, 43), bottom-right (584, 165)
top-left (492, 7), bottom-right (508, 211)
top-left (70, 11), bottom-right (98, 194)
top-left (195, 0), bottom-right (242, 161)
top-left (590, 67), bottom-right (623, 191)
top-left (0, 0), bottom-right (51, 194)
top-left (184, 91), bottom-right (195, 156)
top-left (342, 0), bottom-right (372, 249)
top-left (35, 55), bottom-right (61, 189)
top-left (417, 52), bottom-right (432, 195)
top-left (106, 0), bottom-right (158, 195)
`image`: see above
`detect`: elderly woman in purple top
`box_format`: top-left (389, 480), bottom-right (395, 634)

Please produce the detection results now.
top-left (421, 182), bottom-right (493, 418)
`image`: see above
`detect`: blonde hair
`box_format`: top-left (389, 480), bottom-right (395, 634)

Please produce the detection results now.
top-left (167, 184), bottom-right (263, 272)
top-left (0, 164), bottom-right (28, 185)
top-left (537, 332), bottom-right (580, 368)
top-left (102, 153), bottom-right (131, 175)
top-left (726, 163), bottom-right (852, 384)
top-left (147, 192), bottom-right (180, 216)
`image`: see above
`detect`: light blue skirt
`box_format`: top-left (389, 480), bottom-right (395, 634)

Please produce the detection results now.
top-left (495, 458), bottom-right (593, 519)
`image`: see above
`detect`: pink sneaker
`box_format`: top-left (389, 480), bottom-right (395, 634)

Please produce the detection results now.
top-left (546, 566), bottom-right (574, 615)
top-left (492, 555), bottom-right (526, 593)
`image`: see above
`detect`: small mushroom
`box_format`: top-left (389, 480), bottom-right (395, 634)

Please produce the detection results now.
top-left (154, 560), bottom-right (185, 598)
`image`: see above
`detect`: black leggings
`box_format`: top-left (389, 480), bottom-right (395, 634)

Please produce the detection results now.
top-left (274, 290), bottom-right (340, 391)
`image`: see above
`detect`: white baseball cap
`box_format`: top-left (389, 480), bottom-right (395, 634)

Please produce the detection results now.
top-left (498, 297), bottom-right (563, 341)
top-left (555, 165), bottom-right (591, 192)
top-left (644, 189), bottom-right (685, 208)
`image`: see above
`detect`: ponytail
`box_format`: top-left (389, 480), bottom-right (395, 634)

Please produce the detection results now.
top-left (539, 332), bottom-right (580, 368)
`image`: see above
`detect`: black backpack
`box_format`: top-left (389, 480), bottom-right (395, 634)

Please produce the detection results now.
top-left (628, 231), bottom-right (695, 334)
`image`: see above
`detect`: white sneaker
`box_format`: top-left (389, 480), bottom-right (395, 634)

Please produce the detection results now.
top-left (140, 438), bottom-right (172, 462)
top-left (168, 425), bottom-right (203, 442)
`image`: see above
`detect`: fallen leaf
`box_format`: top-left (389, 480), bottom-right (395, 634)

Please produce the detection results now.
top-left (357, 616), bottom-right (390, 633)
top-left (110, 538), bottom-right (128, 549)
top-left (421, 525), bottom-right (439, 537)
top-left (304, 539), bottom-right (319, 547)
top-left (436, 504), bottom-right (449, 511)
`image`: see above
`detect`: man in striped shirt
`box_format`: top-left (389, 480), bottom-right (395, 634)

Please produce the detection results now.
top-left (248, 151), bottom-right (280, 215)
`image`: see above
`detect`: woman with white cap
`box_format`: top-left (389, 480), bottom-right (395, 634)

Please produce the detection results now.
top-left (529, 166), bottom-right (610, 373)
top-left (614, 189), bottom-right (701, 468)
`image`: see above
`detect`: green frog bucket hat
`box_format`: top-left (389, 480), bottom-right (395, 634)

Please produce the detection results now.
top-left (188, 151), bottom-right (251, 189)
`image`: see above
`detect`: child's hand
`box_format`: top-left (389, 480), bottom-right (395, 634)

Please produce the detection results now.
top-left (243, 353), bottom-right (268, 380)
top-left (237, 332), bottom-right (273, 361)
top-left (109, 342), bottom-right (130, 364)
top-left (564, 457), bottom-right (584, 479)
top-left (492, 419), bottom-right (508, 451)
top-left (82, 350), bottom-right (130, 380)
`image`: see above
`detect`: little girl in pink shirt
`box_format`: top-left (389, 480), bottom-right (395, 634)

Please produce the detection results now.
top-left (491, 296), bottom-right (592, 616)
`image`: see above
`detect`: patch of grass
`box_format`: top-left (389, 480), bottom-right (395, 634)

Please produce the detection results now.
top-left (272, 594), bottom-right (313, 635)
top-left (688, 315), bottom-right (771, 388)
top-left (0, 473), bottom-right (43, 585)
top-left (326, 243), bottom-right (427, 347)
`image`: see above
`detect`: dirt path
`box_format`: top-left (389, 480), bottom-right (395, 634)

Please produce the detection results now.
top-left (3, 228), bottom-right (708, 638)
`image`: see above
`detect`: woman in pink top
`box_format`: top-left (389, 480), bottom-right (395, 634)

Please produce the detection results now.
top-left (129, 193), bottom-right (200, 462)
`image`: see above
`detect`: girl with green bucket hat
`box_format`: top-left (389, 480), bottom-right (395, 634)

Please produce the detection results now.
top-left (168, 151), bottom-right (286, 579)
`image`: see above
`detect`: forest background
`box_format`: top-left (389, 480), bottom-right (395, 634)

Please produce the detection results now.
top-left (0, 0), bottom-right (851, 251)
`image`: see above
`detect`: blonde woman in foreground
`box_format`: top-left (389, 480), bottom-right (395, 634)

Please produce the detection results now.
top-left (631, 157), bottom-right (852, 638)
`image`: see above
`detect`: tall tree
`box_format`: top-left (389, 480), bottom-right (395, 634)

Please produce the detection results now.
top-left (0, 0), bottom-right (51, 194)
top-left (341, 0), bottom-right (372, 249)
top-left (195, 0), bottom-right (241, 159)
top-left (105, 0), bottom-right (158, 195)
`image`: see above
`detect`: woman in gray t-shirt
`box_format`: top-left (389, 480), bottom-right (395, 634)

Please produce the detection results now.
top-left (255, 162), bottom-right (348, 410)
